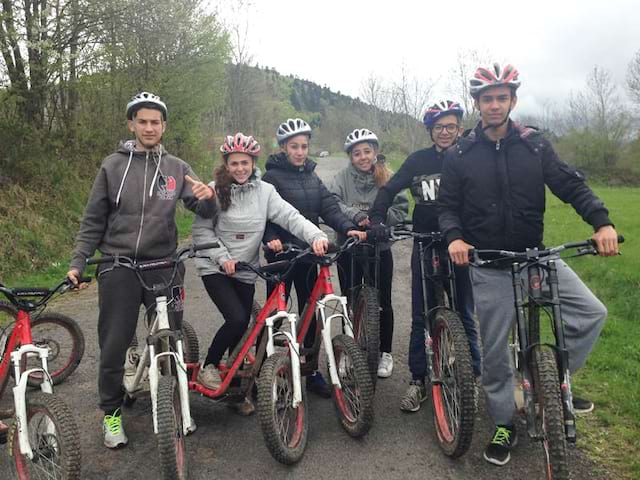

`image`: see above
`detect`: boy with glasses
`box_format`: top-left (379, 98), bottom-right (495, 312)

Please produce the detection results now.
top-left (369, 100), bottom-right (481, 412)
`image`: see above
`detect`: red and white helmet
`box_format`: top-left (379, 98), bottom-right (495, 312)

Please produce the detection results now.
top-left (220, 133), bottom-right (261, 158)
top-left (469, 63), bottom-right (521, 98)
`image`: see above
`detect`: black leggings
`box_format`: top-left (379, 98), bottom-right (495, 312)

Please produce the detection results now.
top-left (202, 274), bottom-right (255, 367)
top-left (337, 248), bottom-right (395, 353)
top-left (266, 261), bottom-right (318, 348)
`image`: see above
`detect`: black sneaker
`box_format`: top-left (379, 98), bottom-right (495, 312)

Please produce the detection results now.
top-left (306, 371), bottom-right (332, 399)
top-left (573, 397), bottom-right (594, 414)
top-left (484, 424), bottom-right (518, 466)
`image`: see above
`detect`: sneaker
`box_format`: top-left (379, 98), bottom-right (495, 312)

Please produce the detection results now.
top-left (228, 397), bottom-right (255, 416)
top-left (0, 420), bottom-right (8, 445)
top-left (377, 353), bottom-right (394, 378)
top-left (573, 397), bottom-right (594, 414)
top-left (484, 424), bottom-right (518, 466)
top-left (198, 364), bottom-right (222, 390)
top-left (306, 371), bottom-right (332, 399)
top-left (103, 409), bottom-right (128, 449)
top-left (399, 380), bottom-right (427, 412)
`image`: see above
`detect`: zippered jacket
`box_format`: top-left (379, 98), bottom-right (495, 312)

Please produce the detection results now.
top-left (69, 140), bottom-right (216, 274)
top-left (261, 152), bottom-right (356, 247)
top-left (192, 178), bottom-right (327, 283)
top-left (329, 162), bottom-right (408, 249)
top-left (438, 122), bottom-right (612, 251)
top-left (369, 145), bottom-right (445, 233)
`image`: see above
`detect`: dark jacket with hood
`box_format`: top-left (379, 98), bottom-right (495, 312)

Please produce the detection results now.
top-left (261, 152), bottom-right (356, 248)
top-left (438, 121), bottom-right (612, 252)
top-left (69, 140), bottom-right (216, 274)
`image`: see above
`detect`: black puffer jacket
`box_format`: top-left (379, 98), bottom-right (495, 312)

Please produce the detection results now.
top-left (262, 152), bottom-right (356, 248)
top-left (438, 122), bottom-right (612, 252)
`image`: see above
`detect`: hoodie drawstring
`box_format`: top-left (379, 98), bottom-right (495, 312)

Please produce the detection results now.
top-left (115, 150), bottom-right (134, 207)
top-left (149, 144), bottom-right (162, 198)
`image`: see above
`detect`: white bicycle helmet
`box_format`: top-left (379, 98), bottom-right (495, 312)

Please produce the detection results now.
top-left (276, 118), bottom-right (312, 144)
top-left (469, 63), bottom-right (521, 98)
top-left (220, 132), bottom-right (261, 158)
top-left (126, 91), bottom-right (168, 120)
top-left (344, 128), bottom-right (379, 153)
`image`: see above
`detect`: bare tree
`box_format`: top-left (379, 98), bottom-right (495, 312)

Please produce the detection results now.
top-left (626, 48), bottom-right (640, 109)
top-left (446, 49), bottom-right (492, 126)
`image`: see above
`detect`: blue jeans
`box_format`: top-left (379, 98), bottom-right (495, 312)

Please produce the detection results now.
top-left (409, 241), bottom-right (482, 380)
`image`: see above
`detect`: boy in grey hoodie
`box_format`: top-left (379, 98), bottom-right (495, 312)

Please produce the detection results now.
top-left (67, 92), bottom-right (216, 449)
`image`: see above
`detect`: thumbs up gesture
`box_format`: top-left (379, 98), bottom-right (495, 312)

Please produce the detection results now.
top-left (185, 175), bottom-right (215, 200)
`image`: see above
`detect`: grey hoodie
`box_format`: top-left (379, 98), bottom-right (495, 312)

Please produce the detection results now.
top-left (329, 162), bottom-right (409, 249)
top-left (69, 141), bottom-right (216, 274)
top-left (192, 178), bottom-right (327, 284)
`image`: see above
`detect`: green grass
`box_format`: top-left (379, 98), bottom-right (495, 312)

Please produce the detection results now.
top-left (543, 187), bottom-right (640, 479)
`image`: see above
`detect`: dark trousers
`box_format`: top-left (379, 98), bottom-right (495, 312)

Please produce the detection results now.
top-left (201, 274), bottom-right (255, 366)
top-left (266, 261), bottom-right (318, 348)
top-left (97, 263), bottom-right (184, 414)
top-left (337, 248), bottom-right (395, 353)
top-left (409, 241), bottom-right (481, 380)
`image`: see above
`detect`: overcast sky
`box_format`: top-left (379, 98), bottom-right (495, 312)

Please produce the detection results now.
top-left (214, 0), bottom-right (638, 118)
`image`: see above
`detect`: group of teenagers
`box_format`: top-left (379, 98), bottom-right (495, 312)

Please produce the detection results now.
top-left (60, 62), bottom-right (619, 468)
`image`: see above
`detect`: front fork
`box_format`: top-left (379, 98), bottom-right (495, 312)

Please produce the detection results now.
top-left (148, 296), bottom-right (195, 436)
top-left (265, 311), bottom-right (303, 408)
top-left (318, 293), bottom-right (352, 389)
top-left (11, 344), bottom-right (54, 458)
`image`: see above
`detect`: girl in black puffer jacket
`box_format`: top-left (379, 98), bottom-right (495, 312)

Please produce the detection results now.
top-left (262, 118), bottom-right (365, 398)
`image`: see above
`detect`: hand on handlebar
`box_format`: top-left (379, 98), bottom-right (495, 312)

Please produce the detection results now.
top-left (66, 269), bottom-right (90, 290)
top-left (222, 259), bottom-right (237, 275)
top-left (312, 238), bottom-right (329, 256)
top-left (367, 223), bottom-right (389, 242)
top-left (592, 225), bottom-right (619, 257)
top-left (266, 239), bottom-right (283, 253)
top-left (448, 239), bottom-right (474, 266)
top-left (347, 229), bottom-right (368, 242)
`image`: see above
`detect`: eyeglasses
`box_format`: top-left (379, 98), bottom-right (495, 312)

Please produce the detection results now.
top-left (432, 123), bottom-right (460, 134)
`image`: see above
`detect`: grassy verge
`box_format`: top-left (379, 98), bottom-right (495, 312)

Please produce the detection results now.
top-left (543, 187), bottom-right (639, 479)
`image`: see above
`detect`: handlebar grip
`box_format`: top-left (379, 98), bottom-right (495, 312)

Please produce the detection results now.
top-left (86, 256), bottom-right (114, 265)
top-left (79, 277), bottom-right (92, 284)
top-left (326, 242), bottom-right (339, 254)
top-left (618, 235), bottom-right (625, 244)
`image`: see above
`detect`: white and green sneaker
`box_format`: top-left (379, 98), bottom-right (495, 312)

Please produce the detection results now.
top-left (103, 409), bottom-right (128, 449)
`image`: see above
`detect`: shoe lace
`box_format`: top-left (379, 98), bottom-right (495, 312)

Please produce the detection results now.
top-left (104, 411), bottom-right (123, 435)
top-left (491, 426), bottom-right (511, 446)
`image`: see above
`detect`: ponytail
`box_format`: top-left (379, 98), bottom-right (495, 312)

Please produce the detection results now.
top-left (373, 154), bottom-right (392, 187)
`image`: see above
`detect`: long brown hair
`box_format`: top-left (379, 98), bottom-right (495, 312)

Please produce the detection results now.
top-left (213, 160), bottom-right (234, 211)
top-left (372, 153), bottom-right (392, 187)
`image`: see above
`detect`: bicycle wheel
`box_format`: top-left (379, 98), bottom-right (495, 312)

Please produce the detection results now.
top-left (351, 286), bottom-right (380, 384)
top-left (27, 313), bottom-right (85, 387)
top-left (156, 376), bottom-right (188, 479)
top-left (532, 348), bottom-right (569, 480)
top-left (257, 352), bottom-right (307, 464)
top-left (330, 334), bottom-right (374, 437)
top-left (180, 321), bottom-right (199, 364)
top-left (430, 308), bottom-right (475, 457)
top-left (10, 392), bottom-right (81, 479)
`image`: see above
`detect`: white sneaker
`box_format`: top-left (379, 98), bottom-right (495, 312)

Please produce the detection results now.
top-left (197, 364), bottom-right (222, 390)
top-left (377, 352), bottom-right (394, 378)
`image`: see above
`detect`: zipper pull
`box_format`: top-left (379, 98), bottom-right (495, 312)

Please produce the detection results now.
top-left (496, 138), bottom-right (501, 151)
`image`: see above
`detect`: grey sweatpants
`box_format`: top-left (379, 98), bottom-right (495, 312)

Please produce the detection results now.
top-left (470, 259), bottom-right (607, 425)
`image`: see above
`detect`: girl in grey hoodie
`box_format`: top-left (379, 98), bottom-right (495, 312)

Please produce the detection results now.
top-left (329, 129), bottom-right (408, 379)
top-left (192, 133), bottom-right (328, 413)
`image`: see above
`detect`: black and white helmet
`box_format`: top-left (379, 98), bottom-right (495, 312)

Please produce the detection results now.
top-left (344, 128), bottom-right (379, 153)
top-left (276, 118), bottom-right (312, 144)
top-left (126, 91), bottom-right (168, 120)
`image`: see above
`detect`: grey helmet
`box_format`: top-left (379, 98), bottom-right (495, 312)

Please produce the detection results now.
top-left (344, 128), bottom-right (379, 153)
top-left (276, 118), bottom-right (312, 144)
top-left (126, 91), bottom-right (168, 120)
